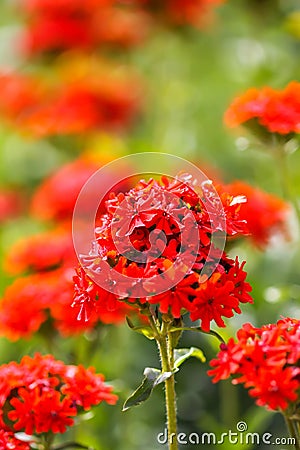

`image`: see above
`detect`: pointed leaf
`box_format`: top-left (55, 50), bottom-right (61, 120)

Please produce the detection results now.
top-left (126, 317), bottom-right (155, 339)
top-left (174, 347), bottom-right (206, 369)
top-left (123, 367), bottom-right (173, 411)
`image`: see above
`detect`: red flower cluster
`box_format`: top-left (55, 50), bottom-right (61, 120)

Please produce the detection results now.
top-left (224, 81), bottom-right (300, 135)
top-left (162, 0), bottom-right (225, 27)
top-left (4, 226), bottom-right (76, 274)
top-left (0, 70), bottom-right (141, 137)
top-left (224, 181), bottom-right (289, 247)
top-left (208, 318), bottom-right (300, 410)
top-left (19, 0), bottom-right (225, 58)
top-left (1, 229), bottom-right (134, 339)
top-left (0, 429), bottom-right (30, 450)
top-left (0, 353), bottom-right (118, 436)
top-left (73, 174), bottom-right (253, 332)
top-left (0, 190), bottom-right (23, 223)
top-left (31, 158), bottom-right (100, 221)
top-left (20, 0), bottom-right (151, 55)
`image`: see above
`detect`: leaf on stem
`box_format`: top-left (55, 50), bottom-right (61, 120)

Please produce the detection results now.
top-left (123, 367), bottom-right (173, 411)
top-left (174, 347), bottom-right (206, 369)
top-left (126, 316), bottom-right (155, 340)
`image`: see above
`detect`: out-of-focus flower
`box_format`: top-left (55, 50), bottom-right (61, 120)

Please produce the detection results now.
top-left (163, 0), bottom-right (225, 27)
top-left (0, 190), bottom-right (23, 223)
top-left (224, 82), bottom-right (300, 136)
top-left (0, 73), bottom-right (43, 120)
top-left (0, 68), bottom-right (142, 137)
top-left (0, 268), bottom-right (133, 340)
top-left (31, 159), bottom-right (99, 221)
top-left (208, 318), bottom-right (300, 411)
top-left (73, 174), bottom-right (253, 332)
top-left (0, 429), bottom-right (30, 450)
top-left (4, 226), bottom-right (76, 274)
top-left (224, 181), bottom-right (290, 247)
top-left (21, 77), bottom-right (142, 137)
top-left (0, 353), bottom-right (118, 436)
top-left (20, 0), bottom-right (151, 55)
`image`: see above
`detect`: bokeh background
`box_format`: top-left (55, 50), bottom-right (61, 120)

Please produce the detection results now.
top-left (0, 0), bottom-right (300, 449)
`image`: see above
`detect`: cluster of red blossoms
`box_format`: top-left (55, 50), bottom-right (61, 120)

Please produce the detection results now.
top-left (0, 429), bottom-right (30, 450)
top-left (224, 81), bottom-right (300, 136)
top-left (0, 158), bottom-right (135, 341)
top-left (0, 353), bottom-right (117, 437)
top-left (0, 70), bottom-right (141, 137)
top-left (18, 0), bottom-right (225, 57)
top-left (73, 174), bottom-right (253, 332)
top-left (208, 318), bottom-right (300, 411)
top-left (0, 189), bottom-right (23, 223)
top-left (224, 181), bottom-right (289, 247)
top-left (20, 0), bottom-right (151, 55)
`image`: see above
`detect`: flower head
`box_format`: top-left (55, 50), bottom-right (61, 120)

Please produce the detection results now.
top-left (73, 174), bottom-right (252, 331)
top-left (208, 318), bottom-right (300, 411)
top-left (0, 354), bottom-right (118, 436)
top-left (224, 82), bottom-right (300, 136)
top-left (224, 181), bottom-right (290, 247)
top-left (0, 429), bottom-right (30, 450)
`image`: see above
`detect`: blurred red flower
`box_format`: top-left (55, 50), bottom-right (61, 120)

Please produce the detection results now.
top-left (224, 81), bottom-right (300, 135)
top-left (4, 226), bottom-right (76, 274)
top-left (0, 353), bottom-right (118, 436)
top-left (164, 0), bottom-right (225, 27)
top-left (0, 73), bottom-right (42, 120)
top-left (208, 318), bottom-right (300, 410)
top-left (0, 70), bottom-right (142, 137)
top-left (20, 0), bottom-right (151, 55)
top-left (224, 181), bottom-right (290, 247)
top-left (31, 159), bottom-right (99, 221)
top-left (0, 190), bottom-right (23, 223)
top-left (0, 268), bottom-right (133, 340)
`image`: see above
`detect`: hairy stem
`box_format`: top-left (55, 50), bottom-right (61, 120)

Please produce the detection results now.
top-left (283, 414), bottom-right (300, 450)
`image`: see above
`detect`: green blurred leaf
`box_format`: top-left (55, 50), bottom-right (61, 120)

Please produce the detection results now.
top-left (174, 347), bottom-right (206, 369)
top-left (123, 367), bottom-right (173, 411)
top-left (126, 317), bottom-right (155, 340)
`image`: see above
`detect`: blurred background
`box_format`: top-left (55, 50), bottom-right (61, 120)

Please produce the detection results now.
top-left (0, 0), bottom-right (300, 449)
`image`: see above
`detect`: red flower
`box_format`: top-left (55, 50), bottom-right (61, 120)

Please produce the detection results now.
top-left (190, 273), bottom-right (238, 331)
top-left (0, 69), bottom-right (142, 137)
top-left (224, 181), bottom-right (290, 247)
top-left (0, 354), bottom-right (118, 436)
top-left (9, 389), bottom-right (76, 435)
top-left (20, 0), bottom-right (151, 55)
top-left (4, 226), bottom-right (76, 274)
top-left (0, 73), bottom-right (42, 119)
top-left (62, 365), bottom-right (118, 410)
top-left (74, 174), bottom-right (253, 331)
top-left (248, 367), bottom-right (299, 411)
top-left (0, 267), bottom-right (132, 341)
top-left (31, 158), bottom-right (99, 221)
top-left (164, 0), bottom-right (225, 27)
top-left (224, 82), bottom-right (300, 135)
top-left (0, 429), bottom-right (30, 450)
top-left (147, 272), bottom-right (200, 318)
top-left (208, 318), bottom-right (300, 411)
top-left (0, 190), bottom-right (23, 223)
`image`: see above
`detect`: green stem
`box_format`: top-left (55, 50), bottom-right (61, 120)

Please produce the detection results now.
top-left (150, 318), bottom-right (178, 450)
top-left (275, 145), bottom-right (300, 230)
top-left (169, 326), bottom-right (225, 344)
top-left (158, 334), bottom-right (178, 449)
top-left (283, 414), bottom-right (300, 450)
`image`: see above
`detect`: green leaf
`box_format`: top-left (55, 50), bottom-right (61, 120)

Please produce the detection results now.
top-left (174, 347), bottom-right (206, 369)
top-left (126, 317), bottom-right (155, 340)
top-left (122, 367), bottom-right (173, 411)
